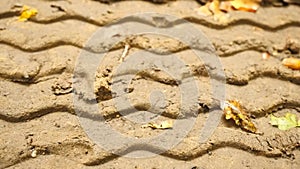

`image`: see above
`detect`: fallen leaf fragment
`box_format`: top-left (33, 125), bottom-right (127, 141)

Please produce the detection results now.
top-left (196, 0), bottom-right (231, 23)
top-left (270, 113), bottom-right (300, 130)
top-left (143, 120), bottom-right (173, 129)
top-left (197, 0), bottom-right (260, 15)
top-left (19, 5), bottom-right (38, 21)
top-left (282, 57), bottom-right (300, 70)
top-left (230, 0), bottom-right (260, 12)
top-left (196, 0), bottom-right (260, 23)
top-left (219, 1), bottom-right (234, 12)
top-left (209, 0), bottom-right (223, 15)
top-left (222, 100), bottom-right (257, 133)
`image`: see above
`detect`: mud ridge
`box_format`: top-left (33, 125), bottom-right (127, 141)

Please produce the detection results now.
top-left (0, 34), bottom-right (295, 59)
top-left (3, 128), bottom-right (299, 167)
top-left (0, 46), bottom-right (299, 86)
top-left (0, 40), bottom-right (82, 53)
top-left (3, 15), bottom-right (298, 32)
top-left (0, 106), bottom-right (73, 123)
top-left (1, 1), bottom-right (299, 167)
top-left (248, 101), bottom-right (300, 117)
top-left (184, 17), bottom-right (300, 32)
top-left (0, 99), bottom-right (299, 123)
top-left (1, 3), bottom-right (300, 32)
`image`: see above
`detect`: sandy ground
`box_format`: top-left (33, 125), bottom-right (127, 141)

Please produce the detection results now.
top-left (0, 0), bottom-right (299, 168)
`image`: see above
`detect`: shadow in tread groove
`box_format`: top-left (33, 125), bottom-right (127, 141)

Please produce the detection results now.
top-left (0, 12), bottom-right (300, 31)
top-left (0, 101), bottom-right (299, 123)
top-left (5, 140), bottom-right (299, 168)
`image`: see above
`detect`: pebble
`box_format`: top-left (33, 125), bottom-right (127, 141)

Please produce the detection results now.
top-left (31, 149), bottom-right (37, 158)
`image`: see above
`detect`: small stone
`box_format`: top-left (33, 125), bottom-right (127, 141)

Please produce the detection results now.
top-left (24, 73), bottom-right (29, 79)
top-left (286, 38), bottom-right (300, 54)
top-left (31, 149), bottom-right (37, 158)
top-left (262, 52), bottom-right (270, 60)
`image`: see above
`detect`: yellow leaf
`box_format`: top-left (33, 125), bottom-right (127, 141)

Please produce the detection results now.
top-left (282, 57), bottom-right (300, 70)
top-left (230, 0), bottom-right (260, 12)
top-left (270, 113), bottom-right (300, 131)
top-left (144, 120), bottom-right (173, 129)
top-left (19, 5), bottom-right (38, 22)
top-left (222, 100), bottom-right (257, 133)
top-left (209, 0), bottom-right (222, 15)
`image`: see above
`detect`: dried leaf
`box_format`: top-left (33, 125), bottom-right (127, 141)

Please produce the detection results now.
top-left (196, 0), bottom-right (231, 23)
top-left (209, 0), bottom-right (223, 15)
top-left (270, 113), bottom-right (300, 130)
top-left (230, 0), bottom-right (260, 12)
top-left (282, 57), bottom-right (300, 70)
top-left (197, 0), bottom-right (260, 16)
top-left (222, 100), bottom-right (257, 133)
top-left (19, 5), bottom-right (38, 21)
top-left (219, 1), bottom-right (234, 12)
top-left (144, 120), bottom-right (173, 129)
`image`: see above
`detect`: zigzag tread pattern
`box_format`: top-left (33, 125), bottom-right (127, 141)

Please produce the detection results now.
top-left (0, 0), bottom-right (299, 168)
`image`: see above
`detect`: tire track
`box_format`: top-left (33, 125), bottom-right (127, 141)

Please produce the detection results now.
top-left (0, 76), bottom-right (299, 122)
top-left (1, 0), bottom-right (300, 31)
top-left (0, 18), bottom-right (299, 56)
top-left (0, 97), bottom-right (298, 123)
top-left (0, 38), bottom-right (288, 59)
top-left (1, 45), bottom-right (299, 86)
top-left (0, 1), bottom-right (299, 168)
top-left (2, 11), bottom-right (300, 32)
top-left (6, 148), bottom-right (300, 169)
top-left (0, 45), bottom-right (77, 83)
top-left (1, 111), bottom-right (298, 167)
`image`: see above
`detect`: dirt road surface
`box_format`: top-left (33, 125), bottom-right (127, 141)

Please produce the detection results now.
top-left (0, 0), bottom-right (299, 168)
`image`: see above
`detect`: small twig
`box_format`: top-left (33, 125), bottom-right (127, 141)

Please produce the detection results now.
top-left (119, 44), bottom-right (130, 62)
